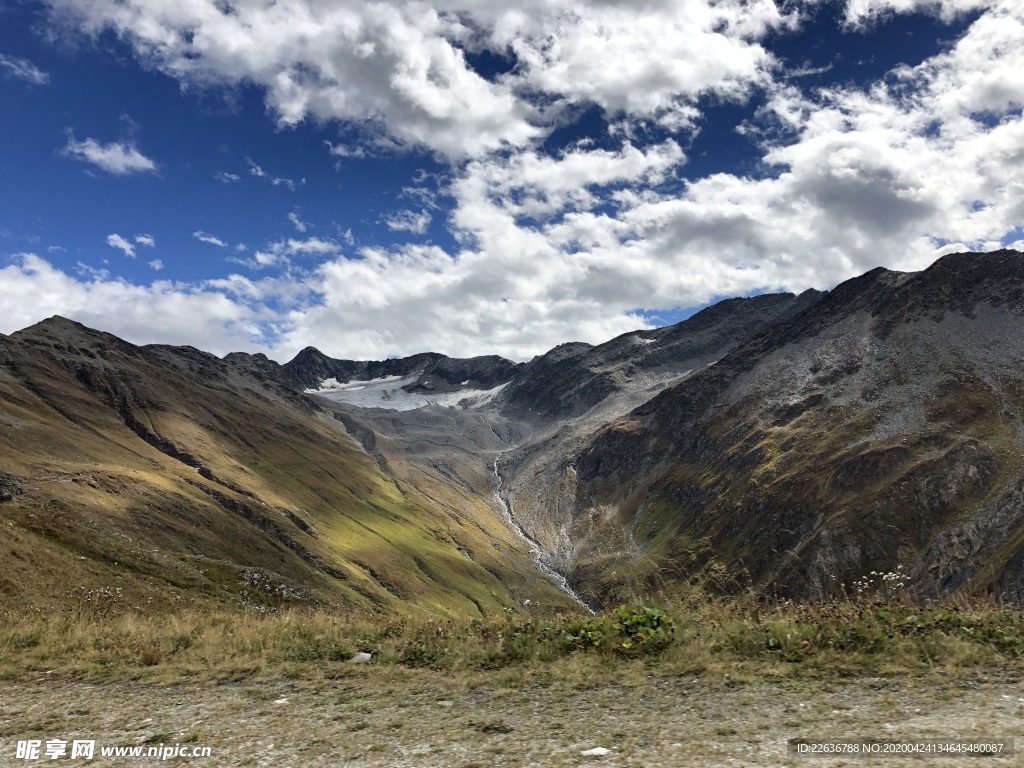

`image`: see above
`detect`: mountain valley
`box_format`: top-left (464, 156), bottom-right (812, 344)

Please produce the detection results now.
top-left (3, 249), bottom-right (1024, 614)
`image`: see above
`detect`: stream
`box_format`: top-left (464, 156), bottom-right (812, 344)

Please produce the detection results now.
top-left (491, 455), bottom-right (595, 613)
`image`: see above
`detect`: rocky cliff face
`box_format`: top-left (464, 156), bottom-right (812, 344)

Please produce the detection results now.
top-left (253, 251), bottom-right (1024, 607)
top-left (497, 291), bottom-right (824, 422)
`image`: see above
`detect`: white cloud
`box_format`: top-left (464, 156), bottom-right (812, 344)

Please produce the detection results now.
top-left (270, 0), bottom-right (1024, 360)
top-left (844, 0), bottom-right (989, 25)
top-left (106, 233), bottom-right (136, 258)
top-left (384, 209), bottom-right (432, 234)
top-left (247, 159), bottom-right (303, 191)
top-left (286, 237), bottom-right (340, 256)
top-left (0, 254), bottom-right (277, 354)
top-left (497, 0), bottom-right (790, 131)
top-left (455, 141), bottom-right (684, 222)
top-left (193, 230), bottom-right (228, 248)
top-left (45, 0), bottom-right (794, 159)
top-left (0, 53), bottom-right (50, 85)
top-left (264, 243), bottom-right (652, 361)
top-left (62, 134), bottom-right (157, 175)
top-left (231, 236), bottom-right (343, 270)
top-left (238, 250), bottom-right (284, 270)
top-left (135, 234), bottom-right (155, 247)
top-left (288, 212), bottom-right (308, 233)
top-left (148, 259), bottom-right (164, 270)
top-left (215, 171), bottom-right (240, 183)
top-left (51, 0), bottom-right (542, 159)
top-left (75, 262), bottom-right (110, 280)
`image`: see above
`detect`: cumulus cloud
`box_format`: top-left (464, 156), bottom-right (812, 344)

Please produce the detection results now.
top-left (286, 237), bottom-right (340, 256)
top-left (106, 233), bottom-right (136, 257)
top-left (148, 259), bottom-right (164, 270)
top-left (0, 53), bottom-right (50, 85)
top-left (52, 0), bottom-right (541, 158)
top-left (25, 0), bottom-right (1024, 362)
top-left (0, 254), bottom-right (278, 354)
top-left (269, 243), bottom-right (653, 361)
top-left (272, 0), bottom-right (1024, 359)
top-left (844, 0), bottom-right (989, 25)
top-left (193, 230), bottom-right (227, 248)
top-left (45, 0), bottom-right (795, 159)
top-left (454, 141), bottom-right (684, 222)
top-left (135, 234), bottom-right (155, 247)
top-left (62, 134), bottom-right (157, 175)
top-left (497, 0), bottom-right (789, 131)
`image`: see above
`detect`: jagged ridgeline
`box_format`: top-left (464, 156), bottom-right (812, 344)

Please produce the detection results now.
top-left (2, 249), bottom-right (1023, 614)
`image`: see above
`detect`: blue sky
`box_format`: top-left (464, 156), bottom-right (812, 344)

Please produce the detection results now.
top-left (1, 0), bottom-right (1021, 361)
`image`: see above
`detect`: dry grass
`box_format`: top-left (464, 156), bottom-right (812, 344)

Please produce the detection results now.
top-left (3, 591), bottom-right (1024, 686)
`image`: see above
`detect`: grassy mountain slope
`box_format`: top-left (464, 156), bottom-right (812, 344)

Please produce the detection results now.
top-left (0, 318), bottom-right (567, 616)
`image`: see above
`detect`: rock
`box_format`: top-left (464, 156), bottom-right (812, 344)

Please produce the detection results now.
top-left (350, 651), bottom-right (373, 663)
top-left (581, 747), bottom-right (612, 756)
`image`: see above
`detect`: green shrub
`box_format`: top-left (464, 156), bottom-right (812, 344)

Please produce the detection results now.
top-left (609, 605), bottom-right (675, 654)
top-left (555, 605), bottom-right (674, 656)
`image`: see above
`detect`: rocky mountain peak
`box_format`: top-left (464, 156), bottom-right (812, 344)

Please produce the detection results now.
top-left (10, 315), bottom-right (138, 361)
top-left (14, 314), bottom-right (99, 341)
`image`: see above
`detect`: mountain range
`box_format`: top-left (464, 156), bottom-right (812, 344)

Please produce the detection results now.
top-left (2, 249), bottom-right (1023, 614)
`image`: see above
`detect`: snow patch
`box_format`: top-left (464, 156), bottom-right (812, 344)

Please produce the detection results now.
top-left (306, 375), bottom-right (403, 393)
top-left (307, 374), bottom-right (508, 412)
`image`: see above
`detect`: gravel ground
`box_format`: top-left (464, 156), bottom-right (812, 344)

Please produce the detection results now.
top-left (1, 670), bottom-right (1022, 767)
